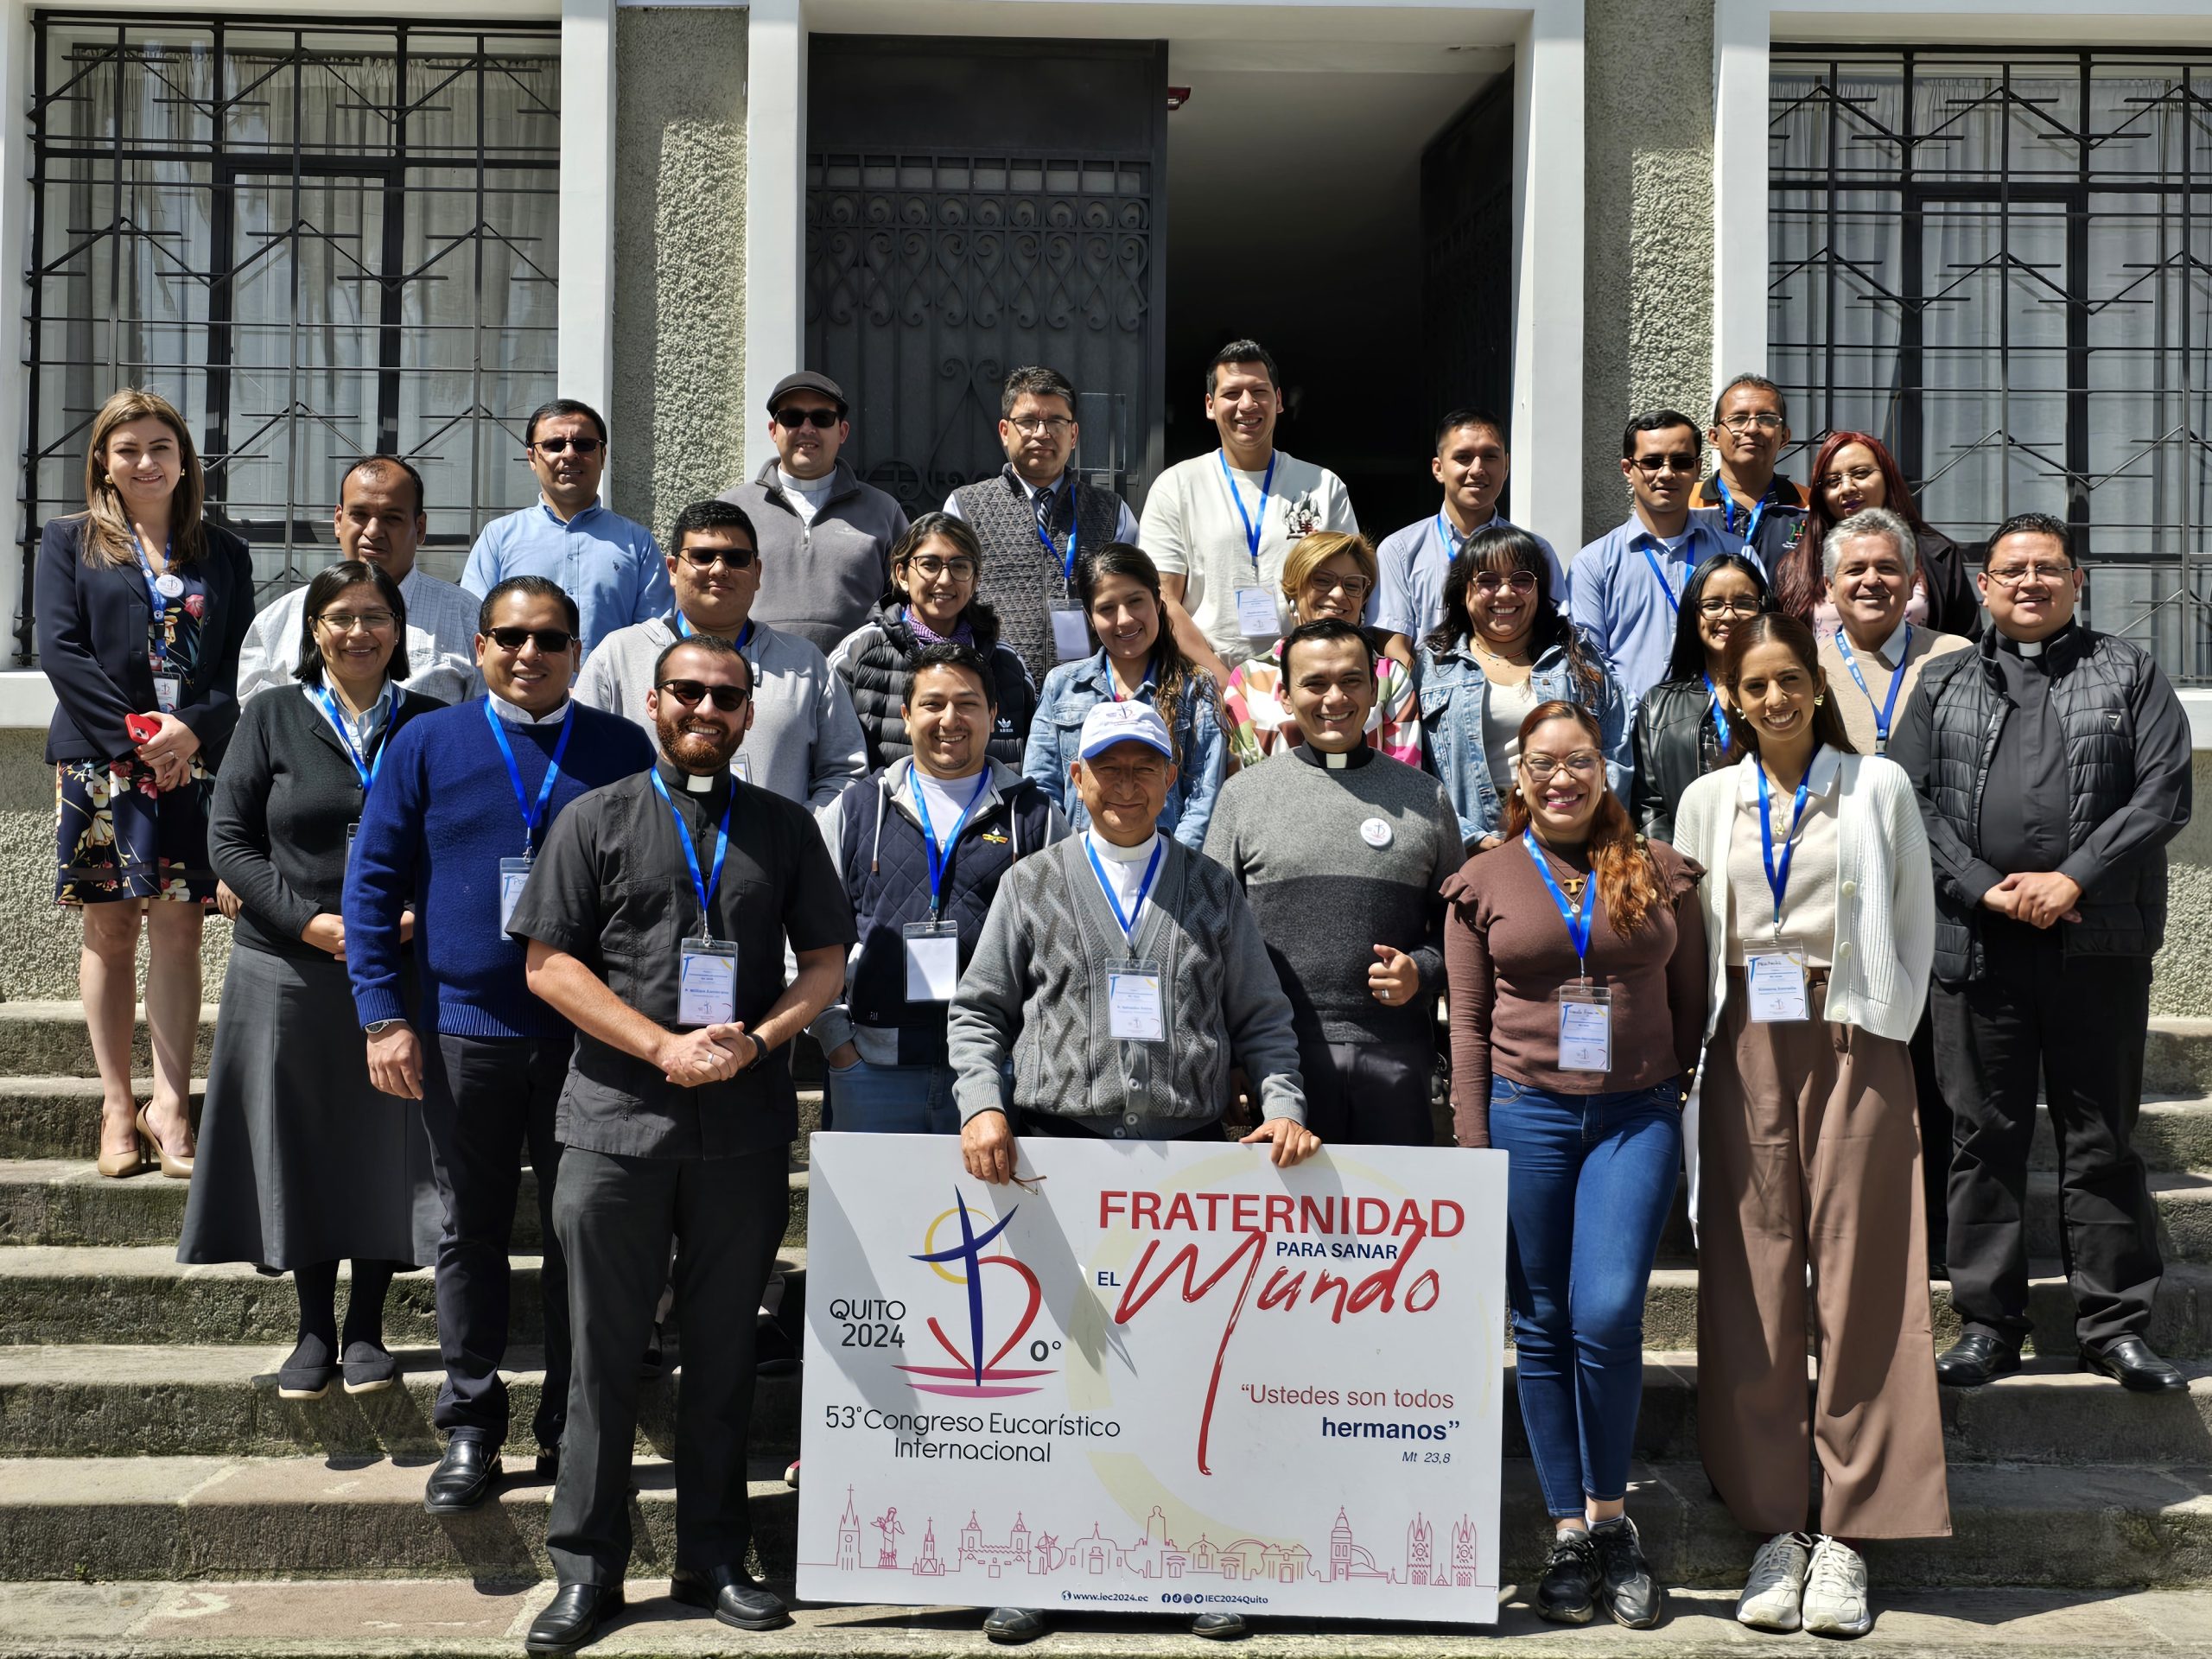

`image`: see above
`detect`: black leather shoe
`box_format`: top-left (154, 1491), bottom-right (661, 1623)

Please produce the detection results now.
top-left (1934, 1332), bottom-right (2021, 1389)
top-left (1590, 1515), bottom-right (1663, 1629)
top-left (423, 1437), bottom-right (502, 1513)
top-left (671, 1564), bottom-right (788, 1631)
top-left (982, 1606), bottom-right (1045, 1643)
top-left (1191, 1611), bottom-right (1249, 1639)
top-left (2081, 1337), bottom-right (2189, 1393)
top-left (524, 1582), bottom-right (623, 1655)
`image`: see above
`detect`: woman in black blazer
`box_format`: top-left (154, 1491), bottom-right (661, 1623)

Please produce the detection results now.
top-left (181, 559), bottom-right (444, 1398)
top-left (35, 389), bottom-right (254, 1179)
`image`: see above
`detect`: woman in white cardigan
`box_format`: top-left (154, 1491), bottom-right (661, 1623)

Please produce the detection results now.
top-left (1674, 613), bottom-right (1948, 1642)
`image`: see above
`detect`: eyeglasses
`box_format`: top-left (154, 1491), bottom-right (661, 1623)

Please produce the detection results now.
top-left (909, 555), bottom-right (977, 582)
top-left (677, 545), bottom-right (755, 571)
top-left (531, 435), bottom-right (601, 456)
top-left (315, 609), bottom-right (396, 633)
top-left (1630, 453), bottom-right (1700, 475)
top-left (1986, 563), bottom-right (2075, 588)
top-left (658, 678), bottom-right (751, 712)
top-left (1818, 464), bottom-right (1881, 491)
top-left (1471, 569), bottom-right (1538, 595)
top-left (1305, 571), bottom-right (1373, 598)
top-left (486, 626), bottom-right (575, 653)
top-left (773, 405), bottom-right (842, 430)
top-left (1718, 411), bottom-right (1785, 433)
top-left (1697, 595), bottom-right (1764, 617)
top-left (1522, 752), bottom-right (1604, 780)
top-left (1007, 416), bottom-right (1075, 435)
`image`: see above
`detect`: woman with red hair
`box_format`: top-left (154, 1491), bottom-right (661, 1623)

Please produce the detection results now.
top-left (1775, 432), bottom-right (1979, 639)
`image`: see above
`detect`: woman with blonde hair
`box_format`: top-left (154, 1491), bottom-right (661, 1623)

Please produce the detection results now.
top-left (1221, 530), bottom-right (1423, 767)
top-left (35, 389), bottom-right (254, 1178)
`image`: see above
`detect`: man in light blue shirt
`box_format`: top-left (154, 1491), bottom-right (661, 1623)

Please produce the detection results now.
top-left (461, 398), bottom-right (672, 656)
top-left (1370, 407), bottom-right (1564, 672)
top-left (1568, 409), bottom-right (1752, 708)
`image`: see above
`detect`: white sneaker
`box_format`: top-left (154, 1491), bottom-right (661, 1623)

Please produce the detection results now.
top-left (1801, 1535), bottom-right (1872, 1637)
top-left (1736, 1530), bottom-right (1814, 1631)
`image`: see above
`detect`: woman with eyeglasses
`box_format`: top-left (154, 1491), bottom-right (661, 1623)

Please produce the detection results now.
top-left (1629, 553), bottom-right (1776, 844)
top-left (1774, 431), bottom-right (1978, 639)
top-left (1022, 543), bottom-right (1227, 848)
top-left (179, 560), bottom-right (443, 1398)
top-left (1442, 700), bottom-right (1707, 1629)
top-left (37, 389), bottom-right (255, 1179)
top-left (830, 512), bottom-right (1038, 772)
top-left (1221, 531), bottom-right (1423, 768)
top-left (1674, 613), bottom-right (1947, 1638)
top-left (1420, 524), bottom-right (1629, 855)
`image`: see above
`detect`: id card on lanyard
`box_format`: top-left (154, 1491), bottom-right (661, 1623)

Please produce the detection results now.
top-left (485, 699), bottom-right (575, 938)
top-left (135, 538), bottom-right (184, 710)
top-left (1746, 757), bottom-right (1816, 1023)
top-left (652, 769), bottom-right (739, 1027)
top-left (906, 770), bottom-right (990, 1002)
top-left (1040, 486), bottom-right (1093, 662)
top-left (1219, 450), bottom-right (1282, 638)
top-left (1835, 627), bottom-right (1910, 753)
top-left (1088, 837), bottom-right (1166, 1041)
top-left (308, 685), bottom-right (385, 873)
top-left (1525, 831), bottom-right (1611, 1074)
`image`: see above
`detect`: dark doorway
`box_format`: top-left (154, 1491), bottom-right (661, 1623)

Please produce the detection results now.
top-left (1421, 79), bottom-right (1515, 481)
top-left (805, 36), bottom-right (1169, 518)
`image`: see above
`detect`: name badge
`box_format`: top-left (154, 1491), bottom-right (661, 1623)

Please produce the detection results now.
top-left (1746, 950), bottom-right (1811, 1024)
top-left (498, 855), bottom-right (532, 936)
top-left (1234, 587), bottom-right (1281, 639)
top-left (1051, 608), bottom-right (1092, 661)
top-left (902, 919), bottom-right (961, 1002)
top-left (152, 675), bottom-right (181, 713)
top-left (1106, 957), bottom-right (1166, 1043)
top-left (677, 937), bottom-right (739, 1028)
top-left (731, 751), bottom-right (753, 784)
top-left (1557, 982), bottom-right (1612, 1073)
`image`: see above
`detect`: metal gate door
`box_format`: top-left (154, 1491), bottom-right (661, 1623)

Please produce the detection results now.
top-left (1420, 79), bottom-right (1514, 446)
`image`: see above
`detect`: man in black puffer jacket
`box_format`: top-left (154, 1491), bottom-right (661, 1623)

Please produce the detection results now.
top-left (1890, 512), bottom-right (2192, 1395)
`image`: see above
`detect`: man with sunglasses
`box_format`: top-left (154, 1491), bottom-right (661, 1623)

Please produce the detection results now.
top-left (721, 371), bottom-right (910, 656)
top-left (461, 399), bottom-right (671, 658)
top-left (1567, 410), bottom-right (1751, 707)
top-left (344, 575), bottom-right (654, 1516)
top-left (1691, 373), bottom-right (1811, 575)
top-left (507, 632), bottom-right (852, 1654)
top-left (575, 499), bottom-right (866, 809)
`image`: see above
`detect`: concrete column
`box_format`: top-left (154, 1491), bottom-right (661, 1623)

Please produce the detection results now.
top-left (743, 0), bottom-right (807, 480)
top-left (608, 3), bottom-right (753, 539)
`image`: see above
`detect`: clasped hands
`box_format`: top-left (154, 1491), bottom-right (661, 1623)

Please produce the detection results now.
top-left (1981, 870), bottom-right (2082, 930)
top-left (655, 1023), bottom-right (760, 1086)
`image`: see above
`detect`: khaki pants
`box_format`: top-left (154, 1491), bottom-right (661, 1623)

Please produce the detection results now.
top-left (1697, 971), bottom-right (1951, 1540)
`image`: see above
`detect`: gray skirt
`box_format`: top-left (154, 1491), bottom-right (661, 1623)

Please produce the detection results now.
top-left (177, 944), bottom-right (441, 1270)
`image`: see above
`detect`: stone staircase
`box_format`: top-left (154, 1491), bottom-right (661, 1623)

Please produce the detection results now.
top-left (5, 1001), bottom-right (2212, 1649)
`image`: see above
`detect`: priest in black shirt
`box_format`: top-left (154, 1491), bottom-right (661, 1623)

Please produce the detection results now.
top-left (507, 632), bottom-right (854, 1652)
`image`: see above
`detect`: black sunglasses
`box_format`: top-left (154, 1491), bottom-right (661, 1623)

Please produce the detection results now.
top-left (531, 435), bottom-right (601, 455)
top-left (773, 406), bottom-right (842, 430)
top-left (659, 678), bottom-right (751, 712)
top-left (486, 626), bottom-right (575, 653)
top-left (677, 545), bottom-right (756, 570)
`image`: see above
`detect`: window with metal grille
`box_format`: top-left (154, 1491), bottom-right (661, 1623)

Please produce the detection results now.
top-left (1770, 46), bottom-right (2212, 680)
top-left (16, 10), bottom-right (560, 664)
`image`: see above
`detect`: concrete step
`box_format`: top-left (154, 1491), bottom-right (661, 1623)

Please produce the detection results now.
top-left (3, 1344), bottom-right (2207, 1469)
top-left (0, 1246), bottom-right (808, 1347)
top-left (2029, 1095), bottom-right (2212, 1174)
top-left (0, 1159), bottom-right (813, 1252)
top-left (0, 1452), bottom-right (2207, 1589)
top-left (2150, 1021), bottom-right (2212, 1096)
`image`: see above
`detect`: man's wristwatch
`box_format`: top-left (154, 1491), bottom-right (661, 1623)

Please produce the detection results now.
top-left (747, 1032), bottom-right (768, 1066)
top-left (364, 1019), bottom-right (407, 1038)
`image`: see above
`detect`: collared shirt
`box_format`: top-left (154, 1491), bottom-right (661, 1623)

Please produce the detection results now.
top-left (943, 471), bottom-right (1141, 544)
top-left (461, 497), bottom-right (671, 657)
top-left (1567, 510), bottom-right (1751, 709)
top-left (1370, 510), bottom-right (1567, 640)
top-left (488, 691), bottom-right (571, 726)
top-left (236, 566), bottom-right (481, 706)
top-left (1980, 630), bottom-right (2075, 879)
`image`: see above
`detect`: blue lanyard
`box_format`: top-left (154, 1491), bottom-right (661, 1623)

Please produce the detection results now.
top-left (1757, 753), bottom-right (1817, 935)
top-left (674, 612), bottom-right (753, 650)
top-left (1217, 450), bottom-right (1278, 576)
top-left (650, 769), bottom-right (732, 938)
top-left (1718, 482), bottom-right (1769, 549)
top-left (1834, 626), bottom-right (1910, 748)
top-left (308, 683), bottom-right (385, 791)
top-left (134, 537), bottom-right (173, 664)
top-left (1522, 830), bottom-right (1597, 976)
top-left (1436, 511), bottom-right (1471, 558)
top-left (1703, 675), bottom-right (1731, 749)
top-left (1639, 538), bottom-right (1683, 613)
top-left (912, 770), bottom-right (992, 921)
top-left (1036, 483), bottom-right (1077, 582)
top-left (482, 697), bottom-right (575, 855)
top-left (1084, 836), bottom-right (1165, 943)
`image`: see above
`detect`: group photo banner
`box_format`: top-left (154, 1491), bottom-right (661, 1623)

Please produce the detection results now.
top-left (797, 1134), bottom-right (1510, 1625)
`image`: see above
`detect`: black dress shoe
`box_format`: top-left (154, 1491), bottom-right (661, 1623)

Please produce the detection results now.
top-left (524, 1582), bottom-right (623, 1655)
top-left (982, 1606), bottom-right (1045, 1643)
top-left (671, 1564), bottom-right (789, 1631)
top-left (423, 1437), bottom-right (503, 1513)
top-left (1934, 1332), bottom-right (2021, 1389)
top-left (2081, 1337), bottom-right (2189, 1393)
top-left (1191, 1611), bottom-right (1249, 1639)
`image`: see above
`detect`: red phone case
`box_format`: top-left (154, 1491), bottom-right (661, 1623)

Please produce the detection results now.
top-left (125, 713), bottom-right (160, 743)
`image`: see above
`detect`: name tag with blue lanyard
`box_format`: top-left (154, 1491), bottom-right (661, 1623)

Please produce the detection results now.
top-left (904, 772), bottom-right (989, 1001)
top-left (308, 684), bottom-right (386, 872)
top-left (652, 770), bottom-right (738, 1027)
top-left (486, 700), bottom-right (575, 936)
top-left (1037, 485), bottom-right (1092, 662)
top-left (135, 539), bottom-right (184, 710)
top-left (1219, 451), bottom-right (1282, 638)
top-left (1088, 838), bottom-right (1166, 1041)
top-left (1718, 484), bottom-right (1769, 551)
top-left (1747, 758), bottom-right (1816, 1023)
top-left (1525, 831), bottom-right (1611, 1072)
top-left (1835, 627), bottom-right (1910, 754)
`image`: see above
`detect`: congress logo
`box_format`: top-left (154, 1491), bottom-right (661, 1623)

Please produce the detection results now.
top-left (898, 1193), bottom-right (1055, 1399)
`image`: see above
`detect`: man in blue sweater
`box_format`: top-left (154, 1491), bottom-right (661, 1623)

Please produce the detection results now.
top-left (345, 575), bottom-right (653, 1514)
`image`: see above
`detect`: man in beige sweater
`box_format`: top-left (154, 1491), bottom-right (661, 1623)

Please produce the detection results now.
top-left (1814, 506), bottom-right (1971, 757)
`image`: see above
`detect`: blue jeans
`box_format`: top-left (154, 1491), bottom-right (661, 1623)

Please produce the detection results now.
top-left (1489, 1076), bottom-right (1681, 1517)
top-left (825, 1058), bottom-right (961, 1135)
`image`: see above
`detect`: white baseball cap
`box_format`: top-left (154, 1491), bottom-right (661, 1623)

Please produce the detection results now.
top-left (1077, 701), bottom-right (1174, 762)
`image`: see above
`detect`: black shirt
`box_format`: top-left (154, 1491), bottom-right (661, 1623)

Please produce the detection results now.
top-left (506, 757), bottom-right (855, 1159)
top-left (1979, 629), bottom-right (2074, 877)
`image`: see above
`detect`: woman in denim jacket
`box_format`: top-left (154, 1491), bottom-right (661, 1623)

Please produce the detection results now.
top-left (1419, 524), bottom-right (1629, 852)
top-left (1021, 542), bottom-right (1228, 848)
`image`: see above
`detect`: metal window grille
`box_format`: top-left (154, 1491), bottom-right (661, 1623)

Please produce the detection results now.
top-left (1770, 45), bottom-right (2212, 681)
top-left (16, 10), bottom-right (561, 664)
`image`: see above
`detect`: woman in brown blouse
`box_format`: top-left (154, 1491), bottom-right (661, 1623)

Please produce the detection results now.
top-left (1443, 700), bottom-right (1707, 1630)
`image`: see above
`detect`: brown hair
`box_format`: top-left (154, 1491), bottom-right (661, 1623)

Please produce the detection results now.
top-left (1715, 613), bottom-right (1858, 761)
top-left (1501, 700), bottom-right (1666, 937)
top-left (79, 388), bottom-right (207, 569)
top-left (1279, 530), bottom-right (1376, 606)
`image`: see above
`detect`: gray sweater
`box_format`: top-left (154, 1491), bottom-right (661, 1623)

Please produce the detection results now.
top-left (1204, 744), bottom-right (1462, 1046)
top-left (948, 835), bottom-right (1306, 1133)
